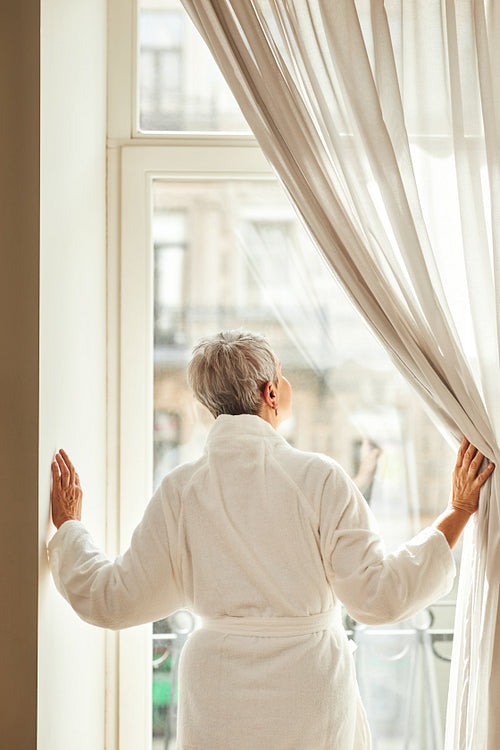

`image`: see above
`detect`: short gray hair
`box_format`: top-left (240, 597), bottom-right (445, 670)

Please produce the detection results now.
top-left (187, 330), bottom-right (278, 418)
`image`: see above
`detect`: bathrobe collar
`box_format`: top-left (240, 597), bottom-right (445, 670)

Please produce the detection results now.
top-left (206, 413), bottom-right (287, 445)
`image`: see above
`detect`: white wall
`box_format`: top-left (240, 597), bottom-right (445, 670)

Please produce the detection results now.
top-left (38, 1), bottom-right (108, 747)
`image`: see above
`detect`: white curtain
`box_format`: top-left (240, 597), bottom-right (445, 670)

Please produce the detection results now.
top-left (179, 1), bottom-right (500, 747)
top-left (238, 219), bottom-right (338, 374)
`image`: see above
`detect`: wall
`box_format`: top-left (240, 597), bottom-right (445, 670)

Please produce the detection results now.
top-left (38, 0), bottom-right (108, 748)
top-left (0, 2), bottom-right (40, 747)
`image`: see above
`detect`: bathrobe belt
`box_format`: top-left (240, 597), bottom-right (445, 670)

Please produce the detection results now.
top-left (201, 609), bottom-right (336, 638)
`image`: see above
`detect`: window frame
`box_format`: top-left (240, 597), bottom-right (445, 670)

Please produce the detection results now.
top-left (108, 0), bottom-right (257, 143)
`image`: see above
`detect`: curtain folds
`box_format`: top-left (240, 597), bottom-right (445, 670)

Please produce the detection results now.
top-left (179, 1), bottom-right (500, 747)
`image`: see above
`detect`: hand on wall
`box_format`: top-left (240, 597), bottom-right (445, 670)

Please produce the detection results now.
top-left (51, 449), bottom-right (83, 529)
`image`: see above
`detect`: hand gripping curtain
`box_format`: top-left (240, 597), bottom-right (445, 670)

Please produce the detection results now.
top-left (179, 1), bottom-right (500, 746)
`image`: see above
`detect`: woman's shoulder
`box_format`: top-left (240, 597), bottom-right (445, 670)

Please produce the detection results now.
top-left (278, 439), bottom-right (341, 468)
top-left (159, 454), bottom-right (208, 493)
top-left (276, 441), bottom-right (351, 488)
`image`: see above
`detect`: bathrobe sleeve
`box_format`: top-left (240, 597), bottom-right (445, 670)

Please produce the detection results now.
top-left (48, 480), bottom-right (185, 629)
top-left (319, 462), bottom-right (456, 625)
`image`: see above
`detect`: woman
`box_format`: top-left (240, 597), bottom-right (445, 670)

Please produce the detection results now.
top-left (49, 330), bottom-right (494, 750)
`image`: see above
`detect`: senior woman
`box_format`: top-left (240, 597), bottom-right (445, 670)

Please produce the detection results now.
top-left (49, 330), bottom-right (494, 750)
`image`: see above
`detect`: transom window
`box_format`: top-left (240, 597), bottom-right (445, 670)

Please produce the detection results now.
top-left (138, 0), bottom-right (249, 133)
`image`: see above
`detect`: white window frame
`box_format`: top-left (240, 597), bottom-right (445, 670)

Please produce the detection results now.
top-left (108, 2), bottom-right (270, 747)
top-left (108, 0), bottom-right (256, 143)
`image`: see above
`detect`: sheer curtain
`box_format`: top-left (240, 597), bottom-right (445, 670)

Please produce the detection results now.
top-left (179, 1), bottom-right (500, 747)
top-left (238, 220), bottom-right (338, 374)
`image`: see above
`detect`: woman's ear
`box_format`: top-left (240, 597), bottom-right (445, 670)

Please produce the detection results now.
top-left (263, 381), bottom-right (277, 408)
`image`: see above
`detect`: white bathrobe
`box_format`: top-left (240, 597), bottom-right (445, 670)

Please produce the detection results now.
top-left (49, 414), bottom-right (455, 749)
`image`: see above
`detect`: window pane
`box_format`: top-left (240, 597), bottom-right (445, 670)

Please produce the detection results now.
top-left (151, 178), bottom-right (457, 750)
top-left (138, 1), bottom-right (250, 133)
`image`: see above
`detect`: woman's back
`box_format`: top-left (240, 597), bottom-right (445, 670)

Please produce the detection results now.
top-left (172, 415), bottom-right (368, 749)
top-left (174, 413), bottom-right (339, 620)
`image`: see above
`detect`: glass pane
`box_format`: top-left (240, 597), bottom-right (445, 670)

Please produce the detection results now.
top-left (151, 178), bottom-right (457, 750)
top-left (138, 1), bottom-right (250, 133)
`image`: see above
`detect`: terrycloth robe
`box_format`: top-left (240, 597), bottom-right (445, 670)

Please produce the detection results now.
top-left (48, 414), bottom-right (456, 749)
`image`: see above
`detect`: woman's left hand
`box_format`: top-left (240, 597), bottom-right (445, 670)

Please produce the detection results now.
top-left (51, 449), bottom-right (83, 529)
top-left (451, 437), bottom-right (495, 516)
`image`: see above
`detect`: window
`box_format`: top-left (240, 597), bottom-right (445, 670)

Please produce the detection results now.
top-left (153, 209), bottom-right (188, 348)
top-left (139, 9), bottom-right (184, 131)
top-left (137, 0), bottom-right (249, 133)
top-left (108, 3), bottom-right (458, 749)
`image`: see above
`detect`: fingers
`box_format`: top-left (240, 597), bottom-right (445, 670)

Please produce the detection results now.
top-left (51, 459), bottom-right (59, 489)
top-left (55, 453), bottom-right (70, 487)
top-left (50, 450), bottom-right (83, 529)
top-left (475, 460), bottom-right (495, 487)
top-left (461, 441), bottom-right (477, 471)
top-left (469, 448), bottom-right (485, 473)
top-left (456, 437), bottom-right (492, 476)
top-left (454, 436), bottom-right (495, 485)
top-left (60, 449), bottom-right (75, 485)
top-left (451, 438), bottom-right (495, 516)
top-left (53, 449), bottom-right (77, 489)
top-left (455, 437), bottom-right (469, 470)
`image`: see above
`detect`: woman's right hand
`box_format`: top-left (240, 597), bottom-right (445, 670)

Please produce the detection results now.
top-left (51, 449), bottom-right (83, 529)
top-left (451, 437), bottom-right (495, 516)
